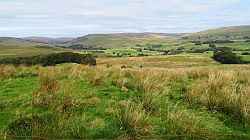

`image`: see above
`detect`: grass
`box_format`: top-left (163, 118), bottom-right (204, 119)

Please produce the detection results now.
top-left (0, 44), bottom-right (67, 59)
top-left (0, 55), bottom-right (250, 139)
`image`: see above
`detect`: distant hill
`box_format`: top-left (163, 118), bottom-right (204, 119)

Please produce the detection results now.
top-left (23, 37), bottom-right (74, 44)
top-left (183, 25), bottom-right (250, 40)
top-left (0, 37), bottom-right (59, 47)
top-left (1, 25), bottom-right (250, 52)
top-left (0, 37), bottom-right (66, 59)
top-left (64, 33), bottom-right (181, 49)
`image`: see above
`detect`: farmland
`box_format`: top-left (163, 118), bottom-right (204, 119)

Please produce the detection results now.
top-left (0, 25), bottom-right (250, 139)
top-left (0, 54), bottom-right (250, 139)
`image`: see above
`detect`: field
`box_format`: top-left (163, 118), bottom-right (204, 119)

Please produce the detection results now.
top-left (0, 25), bottom-right (250, 139)
top-left (0, 54), bottom-right (249, 139)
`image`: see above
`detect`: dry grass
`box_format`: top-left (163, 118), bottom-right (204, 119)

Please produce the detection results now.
top-left (166, 110), bottom-right (205, 136)
top-left (37, 69), bottom-right (59, 93)
top-left (117, 101), bottom-right (154, 138)
top-left (188, 71), bottom-right (250, 125)
top-left (0, 65), bottom-right (17, 80)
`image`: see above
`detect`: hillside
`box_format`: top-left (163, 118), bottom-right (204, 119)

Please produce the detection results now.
top-left (64, 33), bottom-right (180, 49)
top-left (23, 37), bottom-right (74, 44)
top-left (62, 25), bottom-right (250, 50)
top-left (0, 37), bottom-right (66, 59)
top-left (183, 25), bottom-right (250, 40)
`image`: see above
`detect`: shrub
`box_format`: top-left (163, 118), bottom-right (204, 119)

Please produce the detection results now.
top-left (194, 42), bottom-right (202, 45)
top-left (0, 52), bottom-right (96, 66)
top-left (212, 51), bottom-right (245, 64)
top-left (242, 52), bottom-right (250, 55)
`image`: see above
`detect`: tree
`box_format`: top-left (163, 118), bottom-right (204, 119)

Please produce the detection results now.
top-left (212, 51), bottom-right (245, 64)
top-left (209, 44), bottom-right (216, 53)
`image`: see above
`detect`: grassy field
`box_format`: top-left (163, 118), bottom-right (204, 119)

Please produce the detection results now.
top-left (0, 25), bottom-right (250, 139)
top-left (0, 54), bottom-right (249, 139)
top-left (0, 45), bottom-right (67, 59)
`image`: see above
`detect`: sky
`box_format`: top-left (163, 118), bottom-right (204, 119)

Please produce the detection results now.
top-left (0, 0), bottom-right (250, 37)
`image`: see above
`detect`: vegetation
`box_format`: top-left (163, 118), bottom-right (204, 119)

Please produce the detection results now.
top-left (0, 55), bottom-right (249, 139)
top-left (212, 51), bottom-right (246, 64)
top-left (0, 52), bottom-right (96, 66)
top-left (1, 25), bottom-right (250, 139)
top-left (242, 52), bottom-right (250, 55)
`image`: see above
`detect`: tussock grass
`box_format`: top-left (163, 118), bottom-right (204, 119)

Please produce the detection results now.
top-left (2, 61), bottom-right (250, 139)
top-left (37, 69), bottom-right (59, 93)
top-left (0, 65), bottom-right (16, 80)
top-left (188, 71), bottom-right (250, 125)
top-left (32, 70), bottom-right (59, 106)
top-left (166, 110), bottom-right (206, 136)
top-left (117, 102), bottom-right (154, 138)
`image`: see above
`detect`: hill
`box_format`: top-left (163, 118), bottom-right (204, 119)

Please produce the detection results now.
top-left (0, 37), bottom-right (66, 59)
top-left (63, 25), bottom-right (250, 50)
top-left (183, 25), bottom-right (250, 40)
top-left (23, 37), bottom-right (74, 44)
top-left (64, 33), bottom-right (181, 49)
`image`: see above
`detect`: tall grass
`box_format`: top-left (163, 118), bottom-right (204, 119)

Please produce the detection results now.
top-left (117, 102), bottom-right (154, 138)
top-left (188, 71), bottom-right (250, 125)
top-left (0, 65), bottom-right (16, 80)
top-left (33, 69), bottom-right (59, 106)
top-left (166, 110), bottom-right (206, 136)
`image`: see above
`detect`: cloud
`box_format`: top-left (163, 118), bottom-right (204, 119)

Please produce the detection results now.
top-left (0, 0), bottom-right (249, 37)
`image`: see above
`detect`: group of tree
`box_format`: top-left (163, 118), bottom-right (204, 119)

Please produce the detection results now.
top-left (0, 52), bottom-right (96, 66)
top-left (194, 40), bottom-right (234, 45)
top-left (212, 51), bottom-right (247, 64)
top-left (67, 44), bottom-right (107, 50)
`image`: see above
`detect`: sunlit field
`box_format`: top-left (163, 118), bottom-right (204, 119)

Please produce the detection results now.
top-left (0, 55), bottom-right (249, 139)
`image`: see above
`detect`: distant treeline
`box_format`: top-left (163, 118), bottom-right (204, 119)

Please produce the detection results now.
top-left (193, 40), bottom-right (234, 45)
top-left (65, 44), bottom-right (108, 50)
top-left (0, 52), bottom-right (96, 66)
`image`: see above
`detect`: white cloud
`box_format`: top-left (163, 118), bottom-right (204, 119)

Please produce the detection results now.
top-left (0, 0), bottom-right (249, 37)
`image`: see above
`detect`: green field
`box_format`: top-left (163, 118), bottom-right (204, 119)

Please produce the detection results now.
top-left (0, 25), bottom-right (250, 139)
top-left (0, 54), bottom-right (249, 139)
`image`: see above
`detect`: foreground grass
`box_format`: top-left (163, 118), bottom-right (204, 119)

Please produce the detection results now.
top-left (0, 60), bottom-right (250, 139)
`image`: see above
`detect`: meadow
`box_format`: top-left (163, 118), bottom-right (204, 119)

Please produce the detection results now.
top-left (0, 25), bottom-right (250, 139)
top-left (0, 54), bottom-right (249, 139)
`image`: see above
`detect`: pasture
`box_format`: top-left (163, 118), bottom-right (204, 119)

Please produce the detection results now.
top-left (0, 54), bottom-right (249, 139)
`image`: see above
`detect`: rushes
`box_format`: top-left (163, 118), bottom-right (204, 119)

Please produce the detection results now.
top-left (37, 69), bottom-right (59, 93)
top-left (0, 65), bottom-right (16, 80)
top-left (188, 71), bottom-right (249, 125)
top-left (33, 70), bottom-right (59, 106)
top-left (166, 110), bottom-right (205, 136)
top-left (117, 102), bottom-right (154, 138)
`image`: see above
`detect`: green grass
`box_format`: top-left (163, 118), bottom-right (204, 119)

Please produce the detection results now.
top-left (0, 61), bottom-right (249, 139)
top-left (0, 45), bottom-right (67, 59)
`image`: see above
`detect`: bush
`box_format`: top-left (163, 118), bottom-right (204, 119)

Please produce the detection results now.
top-left (242, 52), bottom-right (250, 55)
top-left (0, 52), bottom-right (96, 66)
top-left (194, 42), bottom-right (202, 45)
top-left (212, 51), bottom-right (245, 64)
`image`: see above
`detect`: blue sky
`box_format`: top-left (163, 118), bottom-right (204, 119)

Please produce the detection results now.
top-left (0, 0), bottom-right (250, 37)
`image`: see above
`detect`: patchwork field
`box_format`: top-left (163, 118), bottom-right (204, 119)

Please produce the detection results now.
top-left (0, 55), bottom-right (249, 139)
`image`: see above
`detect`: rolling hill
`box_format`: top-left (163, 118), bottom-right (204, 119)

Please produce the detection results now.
top-left (183, 25), bottom-right (250, 40)
top-left (23, 37), bottom-right (74, 44)
top-left (64, 33), bottom-right (181, 49)
top-left (0, 37), bottom-right (66, 59)
top-left (63, 25), bottom-right (250, 49)
top-left (1, 25), bottom-right (250, 57)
